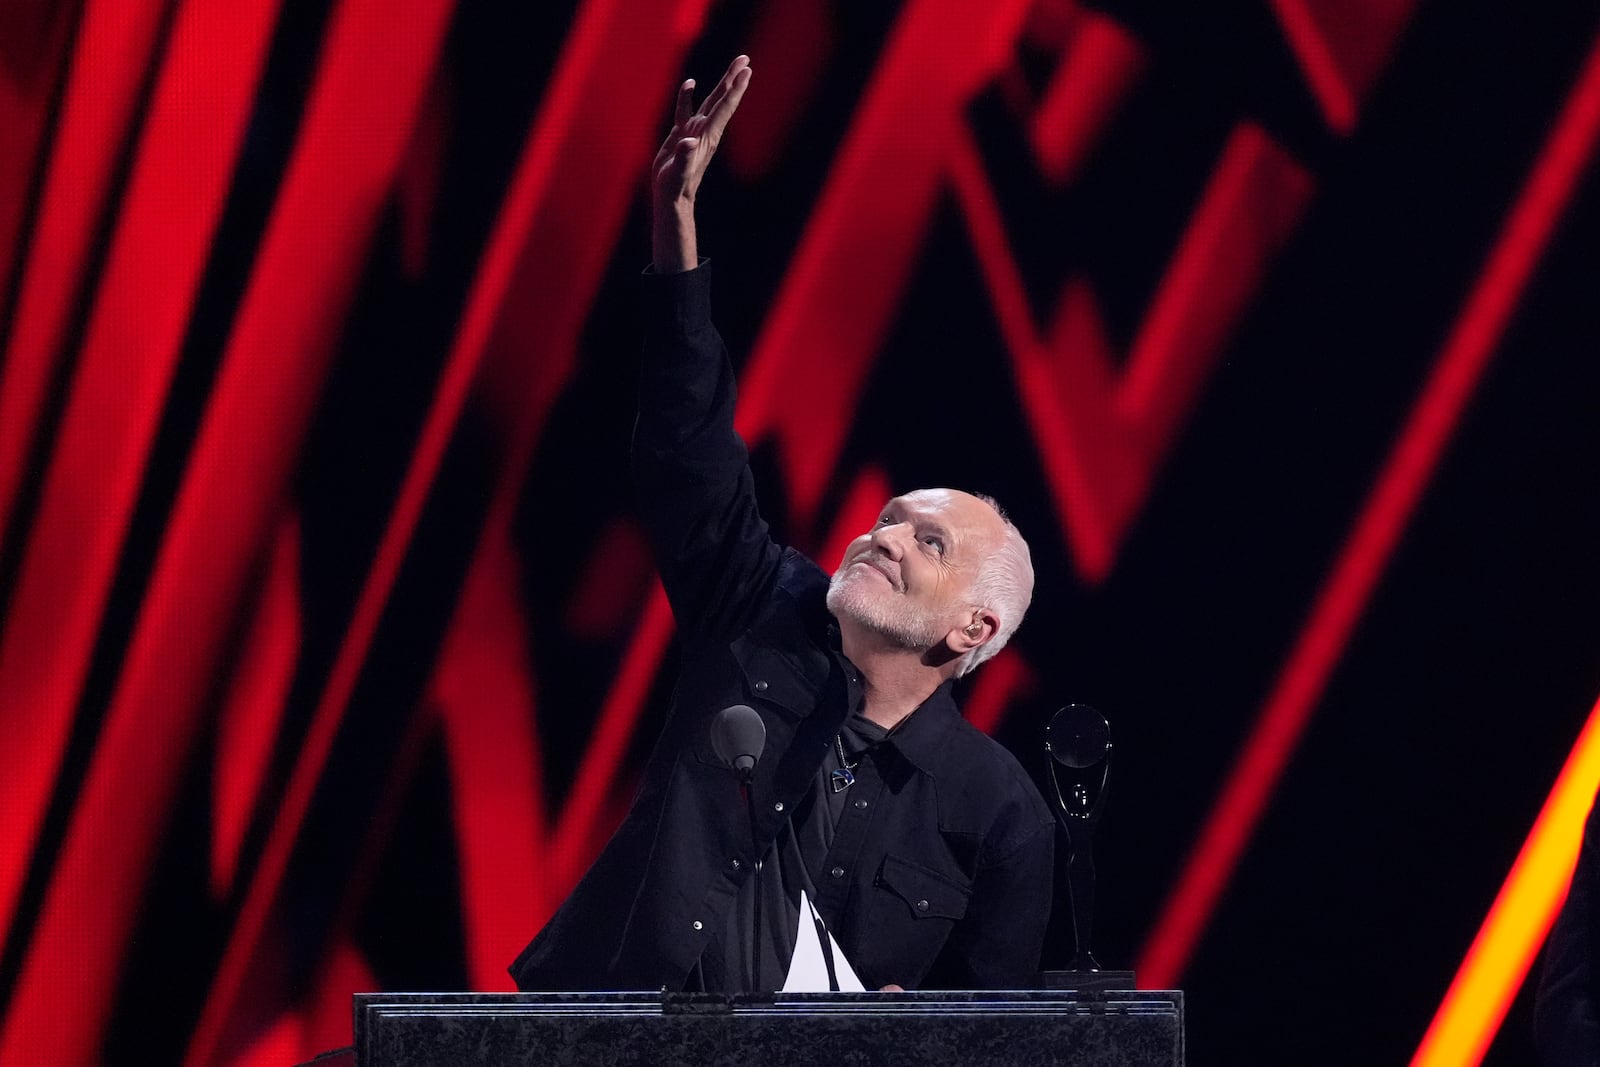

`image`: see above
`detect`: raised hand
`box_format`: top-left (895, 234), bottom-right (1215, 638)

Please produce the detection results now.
top-left (651, 55), bottom-right (752, 272)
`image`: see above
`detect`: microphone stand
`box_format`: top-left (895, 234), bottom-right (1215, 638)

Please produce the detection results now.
top-left (740, 779), bottom-right (763, 994)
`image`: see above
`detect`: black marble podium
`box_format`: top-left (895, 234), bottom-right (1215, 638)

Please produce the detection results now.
top-left (352, 990), bottom-right (1184, 1066)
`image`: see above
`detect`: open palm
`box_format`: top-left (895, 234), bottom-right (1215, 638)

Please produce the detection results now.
top-left (652, 55), bottom-right (752, 212)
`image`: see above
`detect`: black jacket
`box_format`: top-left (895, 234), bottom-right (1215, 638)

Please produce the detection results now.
top-left (509, 263), bottom-right (1053, 992)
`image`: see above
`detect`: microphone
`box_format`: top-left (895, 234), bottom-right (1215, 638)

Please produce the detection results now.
top-left (710, 703), bottom-right (766, 783)
top-left (709, 703), bottom-right (768, 992)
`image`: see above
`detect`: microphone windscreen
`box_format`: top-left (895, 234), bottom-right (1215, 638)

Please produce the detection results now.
top-left (710, 703), bottom-right (766, 778)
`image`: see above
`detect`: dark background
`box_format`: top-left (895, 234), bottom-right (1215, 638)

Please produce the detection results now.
top-left (0, 0), bottom-right (1597, 1063)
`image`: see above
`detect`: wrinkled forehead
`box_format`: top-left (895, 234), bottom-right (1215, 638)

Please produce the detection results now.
top-left (888, 489), bottom-right (1004, 538)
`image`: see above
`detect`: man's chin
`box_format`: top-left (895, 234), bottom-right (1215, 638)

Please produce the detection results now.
top-left (827, 576), bottom-right (886, 618)
top-left (824, 580), bottom-right (861, 621)
top-left (826, 591), bottom-right (936, 652)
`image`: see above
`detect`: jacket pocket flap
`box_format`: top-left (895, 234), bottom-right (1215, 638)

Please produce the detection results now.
top-left (731, 636), bottom-right (820, 717)
top-left (876, 854), bottom-right (971, 921)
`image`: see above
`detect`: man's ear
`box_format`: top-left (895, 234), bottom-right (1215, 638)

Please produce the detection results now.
top-left (947, 610), bottom-right (999, 656)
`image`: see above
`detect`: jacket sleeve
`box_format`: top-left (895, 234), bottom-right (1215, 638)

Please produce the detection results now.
top-left (1537, 794), bottom-right (1600, 1065)
top-left (632, 262), bottom-right (784, 640)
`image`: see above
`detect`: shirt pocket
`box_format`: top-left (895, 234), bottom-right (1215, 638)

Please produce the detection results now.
top-left (858, 854), bottom-right (972, 986)
top-left (874, 854), bottom-right (972, 921)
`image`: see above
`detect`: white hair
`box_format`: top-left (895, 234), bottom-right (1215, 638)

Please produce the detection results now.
top-left (954, 495), bottom-right (1034, 678)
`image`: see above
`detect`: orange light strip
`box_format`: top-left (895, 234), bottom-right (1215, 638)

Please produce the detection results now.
top-left (1138, 19), bottom-right (1600, 990)
top-left (1410, 690), bottom-right (1600, 1067)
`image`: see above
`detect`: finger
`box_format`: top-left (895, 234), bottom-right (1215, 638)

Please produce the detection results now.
top-left (673, 78), bottom-right (695, 131)
top-left (653, 137), bottom-right (698, 189)
top-left (654, 77), bottom-right (697, 163)
top-left (656, 81), bottom-right (696, 162)
top-left (655, 125), bottom-right (679, 161)
top-left (667, 136), bottom-right (699, 176)
top-left (705, 60), bottom-right (750, 117)
top-left (698, 54), bottom-right (748, 119)
top-left (653, 130), bottom-right (682, 170)
top-left (656, 134), bottom-right (697, 170)
top-left (703, 65), bottom-right (751, 142)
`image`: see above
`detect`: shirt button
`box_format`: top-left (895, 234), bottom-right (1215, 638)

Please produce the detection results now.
top-left (831, 866), bottom-right (845, 879)
top-left (854, 798), bottom-right (867, 810)
top-left (916, 899), bottom-right (930, 912)
top-left (773, 802), bottom-right (784, 812)
top-left (754, 680), bottom-right (769, 692)
top-left (730, 858), bottom-right (742, 871)
top-left (693, 920), bottom-right (703, 930)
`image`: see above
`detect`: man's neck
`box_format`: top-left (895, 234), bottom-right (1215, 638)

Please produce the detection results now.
top-left (838, 624), bottom-right (950, 731)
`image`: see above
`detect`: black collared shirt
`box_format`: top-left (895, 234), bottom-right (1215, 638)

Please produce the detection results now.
top-left (510, 264), bottom-right (1054, 993)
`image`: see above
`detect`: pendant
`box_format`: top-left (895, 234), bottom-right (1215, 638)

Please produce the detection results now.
top-left (830, 767), bottom-right (856, 793)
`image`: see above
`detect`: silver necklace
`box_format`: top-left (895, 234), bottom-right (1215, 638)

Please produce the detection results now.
top-left (830, 734), bottom-right (858, 793)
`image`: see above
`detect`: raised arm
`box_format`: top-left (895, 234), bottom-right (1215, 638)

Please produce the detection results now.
top-left (633, 58), bottom-right (783, 640)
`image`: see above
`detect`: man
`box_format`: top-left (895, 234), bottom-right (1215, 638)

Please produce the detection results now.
top-left (510, 55), bottom-right (1053, 993)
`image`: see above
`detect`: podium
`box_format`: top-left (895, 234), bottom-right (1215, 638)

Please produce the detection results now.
top-left (351, 990), bottom-right (1184, 1066)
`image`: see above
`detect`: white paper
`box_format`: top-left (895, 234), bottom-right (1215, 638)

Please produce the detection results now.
top-left (782, 889), bottom-right (865, 992)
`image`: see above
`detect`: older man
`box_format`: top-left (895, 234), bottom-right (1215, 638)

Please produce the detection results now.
top-left (510, 56), bottom-right (1053, 994)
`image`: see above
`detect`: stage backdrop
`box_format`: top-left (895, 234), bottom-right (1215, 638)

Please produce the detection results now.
top-left (1, 0), bottom-right (1598, 1063)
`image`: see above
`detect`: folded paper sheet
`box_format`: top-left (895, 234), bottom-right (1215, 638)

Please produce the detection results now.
top-left (782, 889), bottom-right (865, 992)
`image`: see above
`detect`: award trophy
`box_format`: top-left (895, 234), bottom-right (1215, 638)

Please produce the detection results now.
top-left (1042, 703), bottom-right (1134, 990)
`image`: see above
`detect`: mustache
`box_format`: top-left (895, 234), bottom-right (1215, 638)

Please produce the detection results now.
top-left (847, 554), bottom-right (902, 591)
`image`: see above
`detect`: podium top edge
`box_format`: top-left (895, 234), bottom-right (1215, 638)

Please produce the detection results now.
top-left (352, 990), bottom-right (1182, 1007)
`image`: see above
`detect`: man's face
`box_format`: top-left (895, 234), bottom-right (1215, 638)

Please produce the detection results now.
top-left (826, 489), bottom-right (1004, 651)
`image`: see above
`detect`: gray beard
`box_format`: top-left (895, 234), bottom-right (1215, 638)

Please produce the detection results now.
top-left (825, 566), bottom-right (944, 651)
